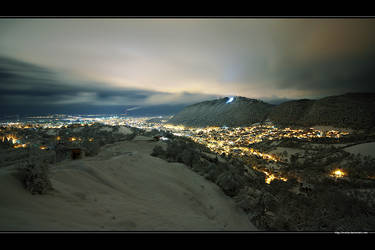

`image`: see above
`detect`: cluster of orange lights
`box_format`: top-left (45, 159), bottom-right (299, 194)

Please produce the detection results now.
top-left (263, 170), bottom-right (288, 184)
top-left (1, 134), bottom-right (28, 149)
top-left (251, 166), bottom-right (288, 184)
top-left (1, 134), bottom-right (19, 144)
top-left (261, 168), bottom-right (347, 184)
top-left (330, 169), bottom-right (346, 178)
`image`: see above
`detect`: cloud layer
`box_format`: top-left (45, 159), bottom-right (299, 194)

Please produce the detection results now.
top-left (0, 56), bottom-right (216, 115)
top-left (1, 18), bottom-right (375, 115)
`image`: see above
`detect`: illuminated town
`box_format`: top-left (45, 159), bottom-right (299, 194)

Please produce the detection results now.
top-left (0, 115), bottom-right (353, 184)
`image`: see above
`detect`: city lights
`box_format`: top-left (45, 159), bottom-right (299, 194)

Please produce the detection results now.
top-left (331, 169), bottom-right (346, 178)
top-left (1, 114), bottom-right (350, 184)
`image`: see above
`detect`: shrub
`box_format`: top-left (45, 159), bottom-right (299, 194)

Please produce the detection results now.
top-left (84, 141), bottom-right (100, 157)
top-left (191, 159), bottom-right (208, 174)
top-left (180, 149), bottom-right (195, 167)
top-left (234, 187), bottom-right (263, 214)
top-left (204, 163), bottom-right (225, 182)
top-left (216, 169), bottom-right (246, 197)
top-left (151, 145), bottom-right (166, 158)
top-left (18, 160), bottom-right (53, 195)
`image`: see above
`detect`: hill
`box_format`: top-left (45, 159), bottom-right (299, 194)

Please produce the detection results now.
top-left (268, 93), bottom-right (375, 129)
top-left (168, 96), bottom-right (274, 127)
top-left (168, 93), bottom-right (375, 129)
top-left (0, 138), bottom-right (255, 231)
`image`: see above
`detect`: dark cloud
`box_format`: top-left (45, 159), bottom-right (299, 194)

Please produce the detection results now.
top-left (270, 52), bottom-right (375, 97)
top-left (0, 56), bottom-right (216, 115)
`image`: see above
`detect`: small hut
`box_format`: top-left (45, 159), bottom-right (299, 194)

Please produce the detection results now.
top-left (71, 148), bottom-right (83, 160)
top-left (56, 145), bottom-right (84, 161)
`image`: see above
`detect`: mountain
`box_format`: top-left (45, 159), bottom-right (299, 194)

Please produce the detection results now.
top-left (168, 96), bottom-right (274, 127)
top-left (267, 93), bottom-right (375, 129)
top-left (168, 93), bottom-right (375, 129)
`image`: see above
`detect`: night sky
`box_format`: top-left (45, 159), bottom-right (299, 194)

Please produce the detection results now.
top-left (1, 18), bottom-right (375, 116)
